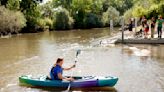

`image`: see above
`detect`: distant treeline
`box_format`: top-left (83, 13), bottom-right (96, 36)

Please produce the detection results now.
top-left (0, 0), bottom-right (164, 35)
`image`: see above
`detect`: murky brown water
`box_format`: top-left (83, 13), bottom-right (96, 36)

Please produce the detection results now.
top-left (0, 28), bottom-right (164, 92)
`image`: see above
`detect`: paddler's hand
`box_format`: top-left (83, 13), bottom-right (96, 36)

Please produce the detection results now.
top-left (66, 77), bottom-right (74, 81)
top-left (71, 65), bottom-right (76, 68)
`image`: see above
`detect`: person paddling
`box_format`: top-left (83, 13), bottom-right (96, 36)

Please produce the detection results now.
top-left (50, 58), bottom-right (75, 81)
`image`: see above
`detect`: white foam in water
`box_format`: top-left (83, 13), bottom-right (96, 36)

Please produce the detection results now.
top-left (6, 83), bottom-right (17, 87)
top-left (0, 35), bottom-right (12, 39)
top-left (98, 38), bottom-right (117, 47)
top-left (62, 43), bottom-right (82, 51)
top-left (141, 49), bottom-right (151, 56)
top-left (129, 47), bottom-right (138, 50)
top-left (23, 56), bottom-right (39, 61)
top-left (0, 88), bottom-right (4, 91)
top-left (129, 47), bottom-right (151, 56)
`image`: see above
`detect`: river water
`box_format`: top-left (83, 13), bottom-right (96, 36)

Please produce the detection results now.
top-left (0, 28), bottom-right (164, 92)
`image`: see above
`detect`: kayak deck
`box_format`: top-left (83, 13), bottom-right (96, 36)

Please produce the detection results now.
top-left (19, 75), bottom-right (118, 88)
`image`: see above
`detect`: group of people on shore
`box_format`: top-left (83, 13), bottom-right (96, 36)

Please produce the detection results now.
top-left (129, 15), bottom-right (164, 39)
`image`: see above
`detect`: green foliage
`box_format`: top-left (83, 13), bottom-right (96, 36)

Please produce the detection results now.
top-left (20, 0), bottom-right (42, 32)
top-left (37, 18), bottom-right (46, 29)
top-left (102, 0), bottom-right (134, 15)
top-left (147, 3), bottom-right (164, 19)
top-left (132, 6), bottom-right (147, 17)
top-left (102, 6), bottom-right (120, 26)
top-left (71, 0), bottom-right (91, 28)
top-left (123, 0), bottom-right (164, 21)
top-left (54, 8), bottom-right (74, 30)
top-left (44, 18), bottom-right (54, 29)
top-left (84, 13), bottom-right (103, 28)
top-left (2, 0), bottom-right (164, 32)
top-left (6, 0), bottom-right (20, 10)
top-left (40, 1), bottom-right (54, 19)
top-left (123, 9), bottom-right (133, 23)
top-left (53, 0), bottom-right (73, 10)
top-left (90, 0), bottom-right (103, 15)
top-left (72, 0), bottom-right (104, 29)
top-left (0, 6), bottom-right (26, 34)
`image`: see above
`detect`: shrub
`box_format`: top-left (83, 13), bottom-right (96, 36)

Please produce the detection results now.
top-left (101, 6), bottom-right (120, 26)
top-left (44, 18), bottom-right (53, 30)
top-left (54, 7), bottom-right (74, 30)
top-left (84, 13), bottom-right (103, 28)
top-left (6, 0), bottom-right (20, 10)
top-left (37, 18), bottom-right (53, 30)
top-left (123, 9), bottom-right (133, 23)
top-left (0, 6), bottom-right (26, 35)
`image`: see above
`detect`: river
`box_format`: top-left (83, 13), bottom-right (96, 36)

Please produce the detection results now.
top-left (0, 28), bottom-right (164, 92)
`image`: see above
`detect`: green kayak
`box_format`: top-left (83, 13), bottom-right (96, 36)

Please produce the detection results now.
top-left (19, 75), bottom-right (118, 88)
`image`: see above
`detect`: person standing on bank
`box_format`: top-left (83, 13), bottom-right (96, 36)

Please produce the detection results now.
top-left (156, 15), bottom-right (164, 38)
top-left (50, 58), bottom-right (75, 81)
top-left (150, 17), bottom-right (156, 38)
top-left (128, 19), bottom-right (133, 32)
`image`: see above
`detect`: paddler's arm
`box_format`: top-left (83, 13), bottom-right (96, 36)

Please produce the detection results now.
top-left (63, 65), bottom-right (75, 71)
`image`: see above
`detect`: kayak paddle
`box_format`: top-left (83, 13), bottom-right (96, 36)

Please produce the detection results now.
top-left (66, 49), bottom-right (81, 91)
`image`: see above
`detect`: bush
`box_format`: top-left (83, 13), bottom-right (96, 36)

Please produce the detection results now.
top-left (84, 13), bottom-right (103, 28)
top-left (54, 7), bottom-right (74, 30)
top-left (123, 1), bottom-right (164, 22)
top-left (44, 18), bottom-right (53, 30)
top-left (37, 18), bottom-right (46, 29)
top-left (0, 6), bottom-right (26, 35)
top-left (6, 0), bottom-right (20, 10)
top-left (20, 0), bottom-right (43, 32)
top-left (73, 9), bottom-right (86, 29)
top-left (132, 6), bottom-right (147, 17)
top-left (123, 9), bottom-right (133, 23)
top-left (146, 3), bottom-right (164, 19)
top-left (37, 18), bottom-right (53, 30)
top-left (101, 6), bottom-right (120, 26)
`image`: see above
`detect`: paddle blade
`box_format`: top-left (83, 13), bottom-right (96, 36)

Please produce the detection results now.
top-left (76, 49), bottom-right (81, 57)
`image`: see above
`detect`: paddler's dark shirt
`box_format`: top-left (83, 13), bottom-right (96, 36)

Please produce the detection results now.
top-left (50, 65), bottom-right (63, 80)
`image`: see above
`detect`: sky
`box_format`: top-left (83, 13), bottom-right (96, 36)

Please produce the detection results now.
top-left (42, 0), bottom-right (52, 4)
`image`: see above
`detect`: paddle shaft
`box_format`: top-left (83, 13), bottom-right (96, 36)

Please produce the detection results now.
top-left (66, 50), bottom-right (80, 91)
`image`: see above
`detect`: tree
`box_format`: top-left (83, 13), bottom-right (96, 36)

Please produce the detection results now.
top-left (20, 0), bottom-right (42, 32)
top-left (123, 0), bottom-right (164, 21)
top-left (84, 13), bottom-right (103, 28)
top-left (0, 6), bottom-right (26, 35)
top-left (102, 6), bottom-right (120, 26)
top-left (6, 0), bottom-right (20, 10)
top-left (102, 0), bottom-right (134, 15)
top-left (40, 1), bottom-right (54, 19)
top-left (54, 7), bottom-right (74, 30)
top-left (52, 0), bottom-right (73, 13)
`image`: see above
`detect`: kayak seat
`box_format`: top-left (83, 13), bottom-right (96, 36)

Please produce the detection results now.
top-left (46, 76), bottom-right (52, 80)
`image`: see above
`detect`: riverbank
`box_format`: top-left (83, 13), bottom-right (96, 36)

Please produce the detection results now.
top-left (0, 27), bottom-right (118, 39)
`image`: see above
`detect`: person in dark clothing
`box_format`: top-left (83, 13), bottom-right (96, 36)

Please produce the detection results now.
top-left (151, 17), bottom-right (156, 38)
top-left (144, 22), bottom-right (149, 38)
top-left (128, 19), bottom-right (133, 31)
top-left (50, 58), bottom-right (75, 81)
